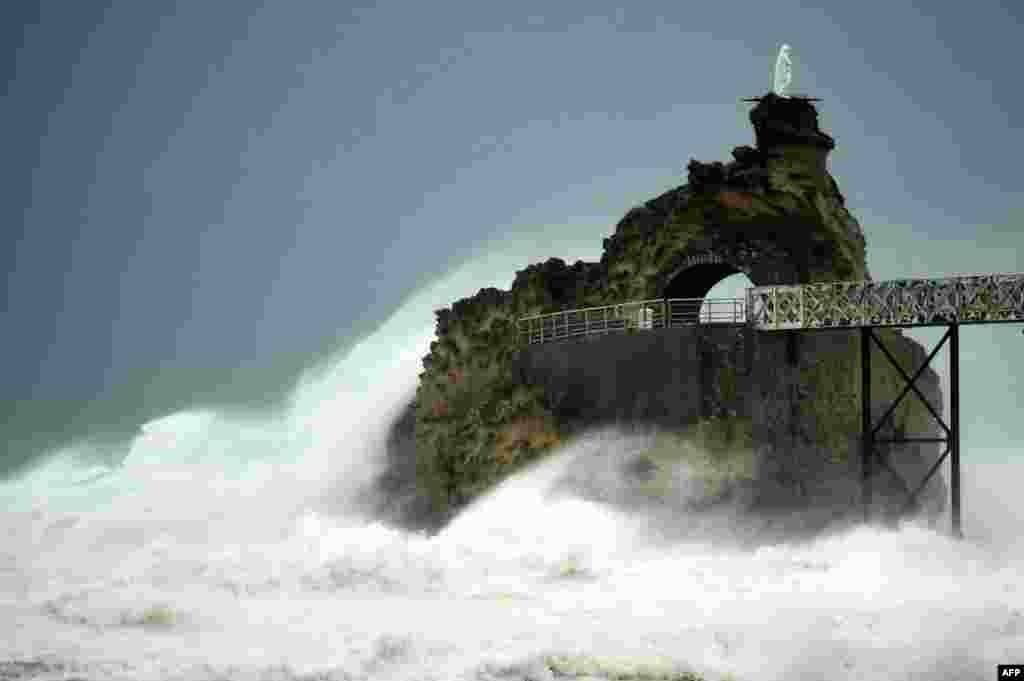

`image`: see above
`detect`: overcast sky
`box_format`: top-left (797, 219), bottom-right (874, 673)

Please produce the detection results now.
top-left (2, 1), bottom-right (1022, 474)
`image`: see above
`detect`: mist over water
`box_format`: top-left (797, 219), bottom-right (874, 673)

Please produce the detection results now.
top-left (2, 254), bottom-right (1022, 681)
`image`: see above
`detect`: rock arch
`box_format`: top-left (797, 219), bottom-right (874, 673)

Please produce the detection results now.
top-left (661, 253), bottom-right (749, 300)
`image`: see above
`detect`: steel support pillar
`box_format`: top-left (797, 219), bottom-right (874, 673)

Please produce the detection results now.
top-left (860, 325), bottom-right (962, 538)
top-left (950, 324), bottom-right (961, 538)
top-left (861, 328), bottom-right (872, 523)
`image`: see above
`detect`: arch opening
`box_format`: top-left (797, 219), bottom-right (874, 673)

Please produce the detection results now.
top-left (663, 264), bottom-right (754, 324)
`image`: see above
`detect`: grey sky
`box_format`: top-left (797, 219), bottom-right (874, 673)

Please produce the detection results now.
top-left (2, 1), bottom-right (1022, 473)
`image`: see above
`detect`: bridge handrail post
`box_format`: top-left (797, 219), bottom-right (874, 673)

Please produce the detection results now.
top-left (799, 286), bottom-right (805, 327)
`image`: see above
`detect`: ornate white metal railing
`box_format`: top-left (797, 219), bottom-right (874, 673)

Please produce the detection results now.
top-left (516, 297), bottom-right (745, 345)
top-left (747, 273), bottom-right (1024, 331)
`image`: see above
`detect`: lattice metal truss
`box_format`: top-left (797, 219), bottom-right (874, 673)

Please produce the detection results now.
top-left (748, 273), bottom-right (1024, 330)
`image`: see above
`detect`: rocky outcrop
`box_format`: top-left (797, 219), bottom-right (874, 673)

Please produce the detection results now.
top-left (377, 93), bottom-right (945, 537)
top-left (513, 325), bottom-right (945, 537)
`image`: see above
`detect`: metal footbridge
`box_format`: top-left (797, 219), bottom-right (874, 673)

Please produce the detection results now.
top-left (516, 272), bottom-right (1024, 538)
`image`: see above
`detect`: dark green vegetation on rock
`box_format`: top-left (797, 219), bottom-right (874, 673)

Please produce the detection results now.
top-left (399, 94), bottom-right (944, 529)
top-left (798, 328), bottom-right (938, 465)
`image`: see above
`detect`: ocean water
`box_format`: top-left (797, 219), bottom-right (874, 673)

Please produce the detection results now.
top-left (2, 252), bottom-right (1022, 681)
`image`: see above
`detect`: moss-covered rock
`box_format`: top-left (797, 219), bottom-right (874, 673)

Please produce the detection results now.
top-left (633, 417), bottom-right (757, 502)
top-left (396, 93), bottom-right (940, 531)
top-left (798, 328), bottom-right (941, 465)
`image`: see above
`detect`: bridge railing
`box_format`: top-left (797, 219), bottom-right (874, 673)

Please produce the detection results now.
top-left (516, 272), bottom-right (1024, 344)
top-left (516, 297), bottom-right (745, 345)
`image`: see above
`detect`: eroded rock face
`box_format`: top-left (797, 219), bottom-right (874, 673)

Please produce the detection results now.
top-left (597, 94), bottom-right (868, 303)
top-left (381, 94), bottom-right (943, 536)
top-left (511, 325), bottom-right (946, 537)
top-left (749, 93), bottom-right (835, 153)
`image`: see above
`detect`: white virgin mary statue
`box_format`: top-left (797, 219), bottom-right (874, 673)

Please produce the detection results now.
top-left (772, 44), bottom-right (793, 97)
